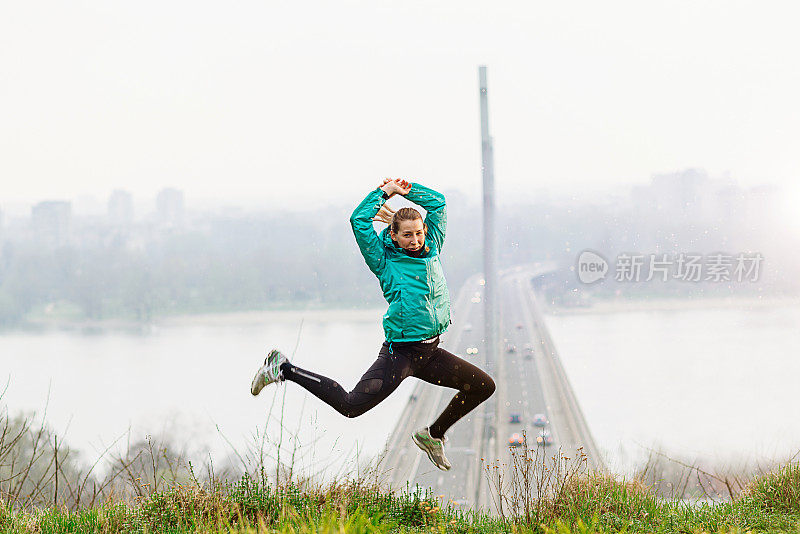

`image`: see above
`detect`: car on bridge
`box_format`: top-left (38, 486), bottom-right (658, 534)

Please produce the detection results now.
top-left (463, 323), bottom-right (473, 332)
top-left (506, 344), bottom-right (516, 353)
top-left (532, 413), bottom-right (547, 427)
top-left (508, 413), bottom-right (521, 424)
top-left (516, 323), bottom-right (524, 330)
top-left (536, 430), bottom-right (553, 447)
top-left (466, 347), bottom-right (479, 355)
top-left (508, 433), bottom-right (524, 447)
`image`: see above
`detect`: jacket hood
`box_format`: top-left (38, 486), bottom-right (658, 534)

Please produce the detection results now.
top-left (379, 227), bottom-right (400, 250)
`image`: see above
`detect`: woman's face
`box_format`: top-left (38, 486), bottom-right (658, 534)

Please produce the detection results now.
top-left (391, 219), bottom-right (425, 252)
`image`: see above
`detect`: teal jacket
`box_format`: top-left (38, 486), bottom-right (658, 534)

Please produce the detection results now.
top-left (349, 183), bottom-right (451, 343)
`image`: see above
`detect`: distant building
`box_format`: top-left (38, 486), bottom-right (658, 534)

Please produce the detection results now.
top-left (649, 168), bottom-right (711, 219)
top-left (108, 189), bottom-right (134, 225)
top-left (631, 168), bottom-right (745, 227)
top-left (714, 183), bottom-right (746, 225)
top-left (156, 188), bottom-right (184, 227)
top-left (32, 201), bottom-right (72, 248)
top-left (744, 184), bottom-right (781, 231)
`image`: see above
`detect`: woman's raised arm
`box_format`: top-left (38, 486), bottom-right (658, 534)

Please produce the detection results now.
top-left (349, 187), bottom-right (389, 276)
top-left (405, 183), bottom-right (446, 252)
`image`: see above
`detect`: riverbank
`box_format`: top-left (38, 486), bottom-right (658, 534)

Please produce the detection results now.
top-left (159, 306), bottom-right (387, 327)
top-left (544, 294), bottom-right (800, 316)
top-left (8, 305), bottom-right (387, 332)
top-left (9, 294), bottom-right (799, 332)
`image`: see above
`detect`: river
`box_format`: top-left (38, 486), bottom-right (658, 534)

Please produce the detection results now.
top-left (1, 301), bottom-right (798, 478)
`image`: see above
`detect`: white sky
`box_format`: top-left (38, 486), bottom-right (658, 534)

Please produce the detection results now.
top-left (1, 1), bottom-right (799, 211)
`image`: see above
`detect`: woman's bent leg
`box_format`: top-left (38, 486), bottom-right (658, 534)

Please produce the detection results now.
top-left (413, 346), bottom-right (495, 439)
top-left (281, 343), bottom-right (411, 418)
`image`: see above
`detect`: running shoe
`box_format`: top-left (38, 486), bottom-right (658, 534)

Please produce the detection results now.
top-left (250, 349), bottom-right (289, 396)
top-left (412, 427), bottom-right (451, 471)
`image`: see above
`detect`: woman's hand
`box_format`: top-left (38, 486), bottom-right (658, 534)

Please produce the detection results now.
top-left (379, 178), bottom-right (412, 197)
top-left (378, 178), bottom-right (394, 198)
top-left (393, 179), bottom-right (412, 195)
top-left (372, 203), bottom-right (396, 225)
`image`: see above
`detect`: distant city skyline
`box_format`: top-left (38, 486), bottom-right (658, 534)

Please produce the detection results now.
top-left (0, 168), bottom-right (788, 236)
top-left (0, 164), bottom-right (794, 329)
top-left (0, 168), bottom-right (790, 218)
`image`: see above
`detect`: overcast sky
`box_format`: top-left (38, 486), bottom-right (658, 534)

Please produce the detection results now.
top-left (1, 1), bottom-right (799, 211)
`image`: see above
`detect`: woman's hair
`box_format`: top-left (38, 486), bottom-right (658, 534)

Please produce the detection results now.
top-left (391, 207), bottom-right (430, 253)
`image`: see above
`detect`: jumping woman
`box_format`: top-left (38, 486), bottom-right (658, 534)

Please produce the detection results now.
top-left (250, 178), bottom-right (496, 470)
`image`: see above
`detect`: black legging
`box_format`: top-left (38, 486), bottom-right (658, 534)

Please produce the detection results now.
top-left (280, 336), bottom-right (495, 439)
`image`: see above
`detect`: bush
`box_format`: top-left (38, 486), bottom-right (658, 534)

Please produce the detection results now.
top-left (556, 473), bottom-right (656, 524)
top-left (742, 462), bottom-right (800, 514)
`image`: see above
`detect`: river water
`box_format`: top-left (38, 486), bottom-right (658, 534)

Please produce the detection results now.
top-left (1, 302), bottom-right (798, 477)
top-left (544, 301), bottom-right (800, 472)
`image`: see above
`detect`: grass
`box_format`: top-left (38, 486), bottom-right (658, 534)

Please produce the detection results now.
top-left (5, 392), bottom-right (800, 532)
top-left (3, 464), bottom-right (800, 533)
top-left (0, 474), bottom-right (485, 533)
top-left (5, 443), bottom-right (800, 533)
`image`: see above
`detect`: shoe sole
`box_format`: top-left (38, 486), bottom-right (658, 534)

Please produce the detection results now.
top-left (250, 366), bottom-right (266, 395)
top-left (251, 354), bottom-right (288, 396)
top-left (250, 357), bottom-right (273, 396)
top-left (412, 433), bottom-right (451, 471)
